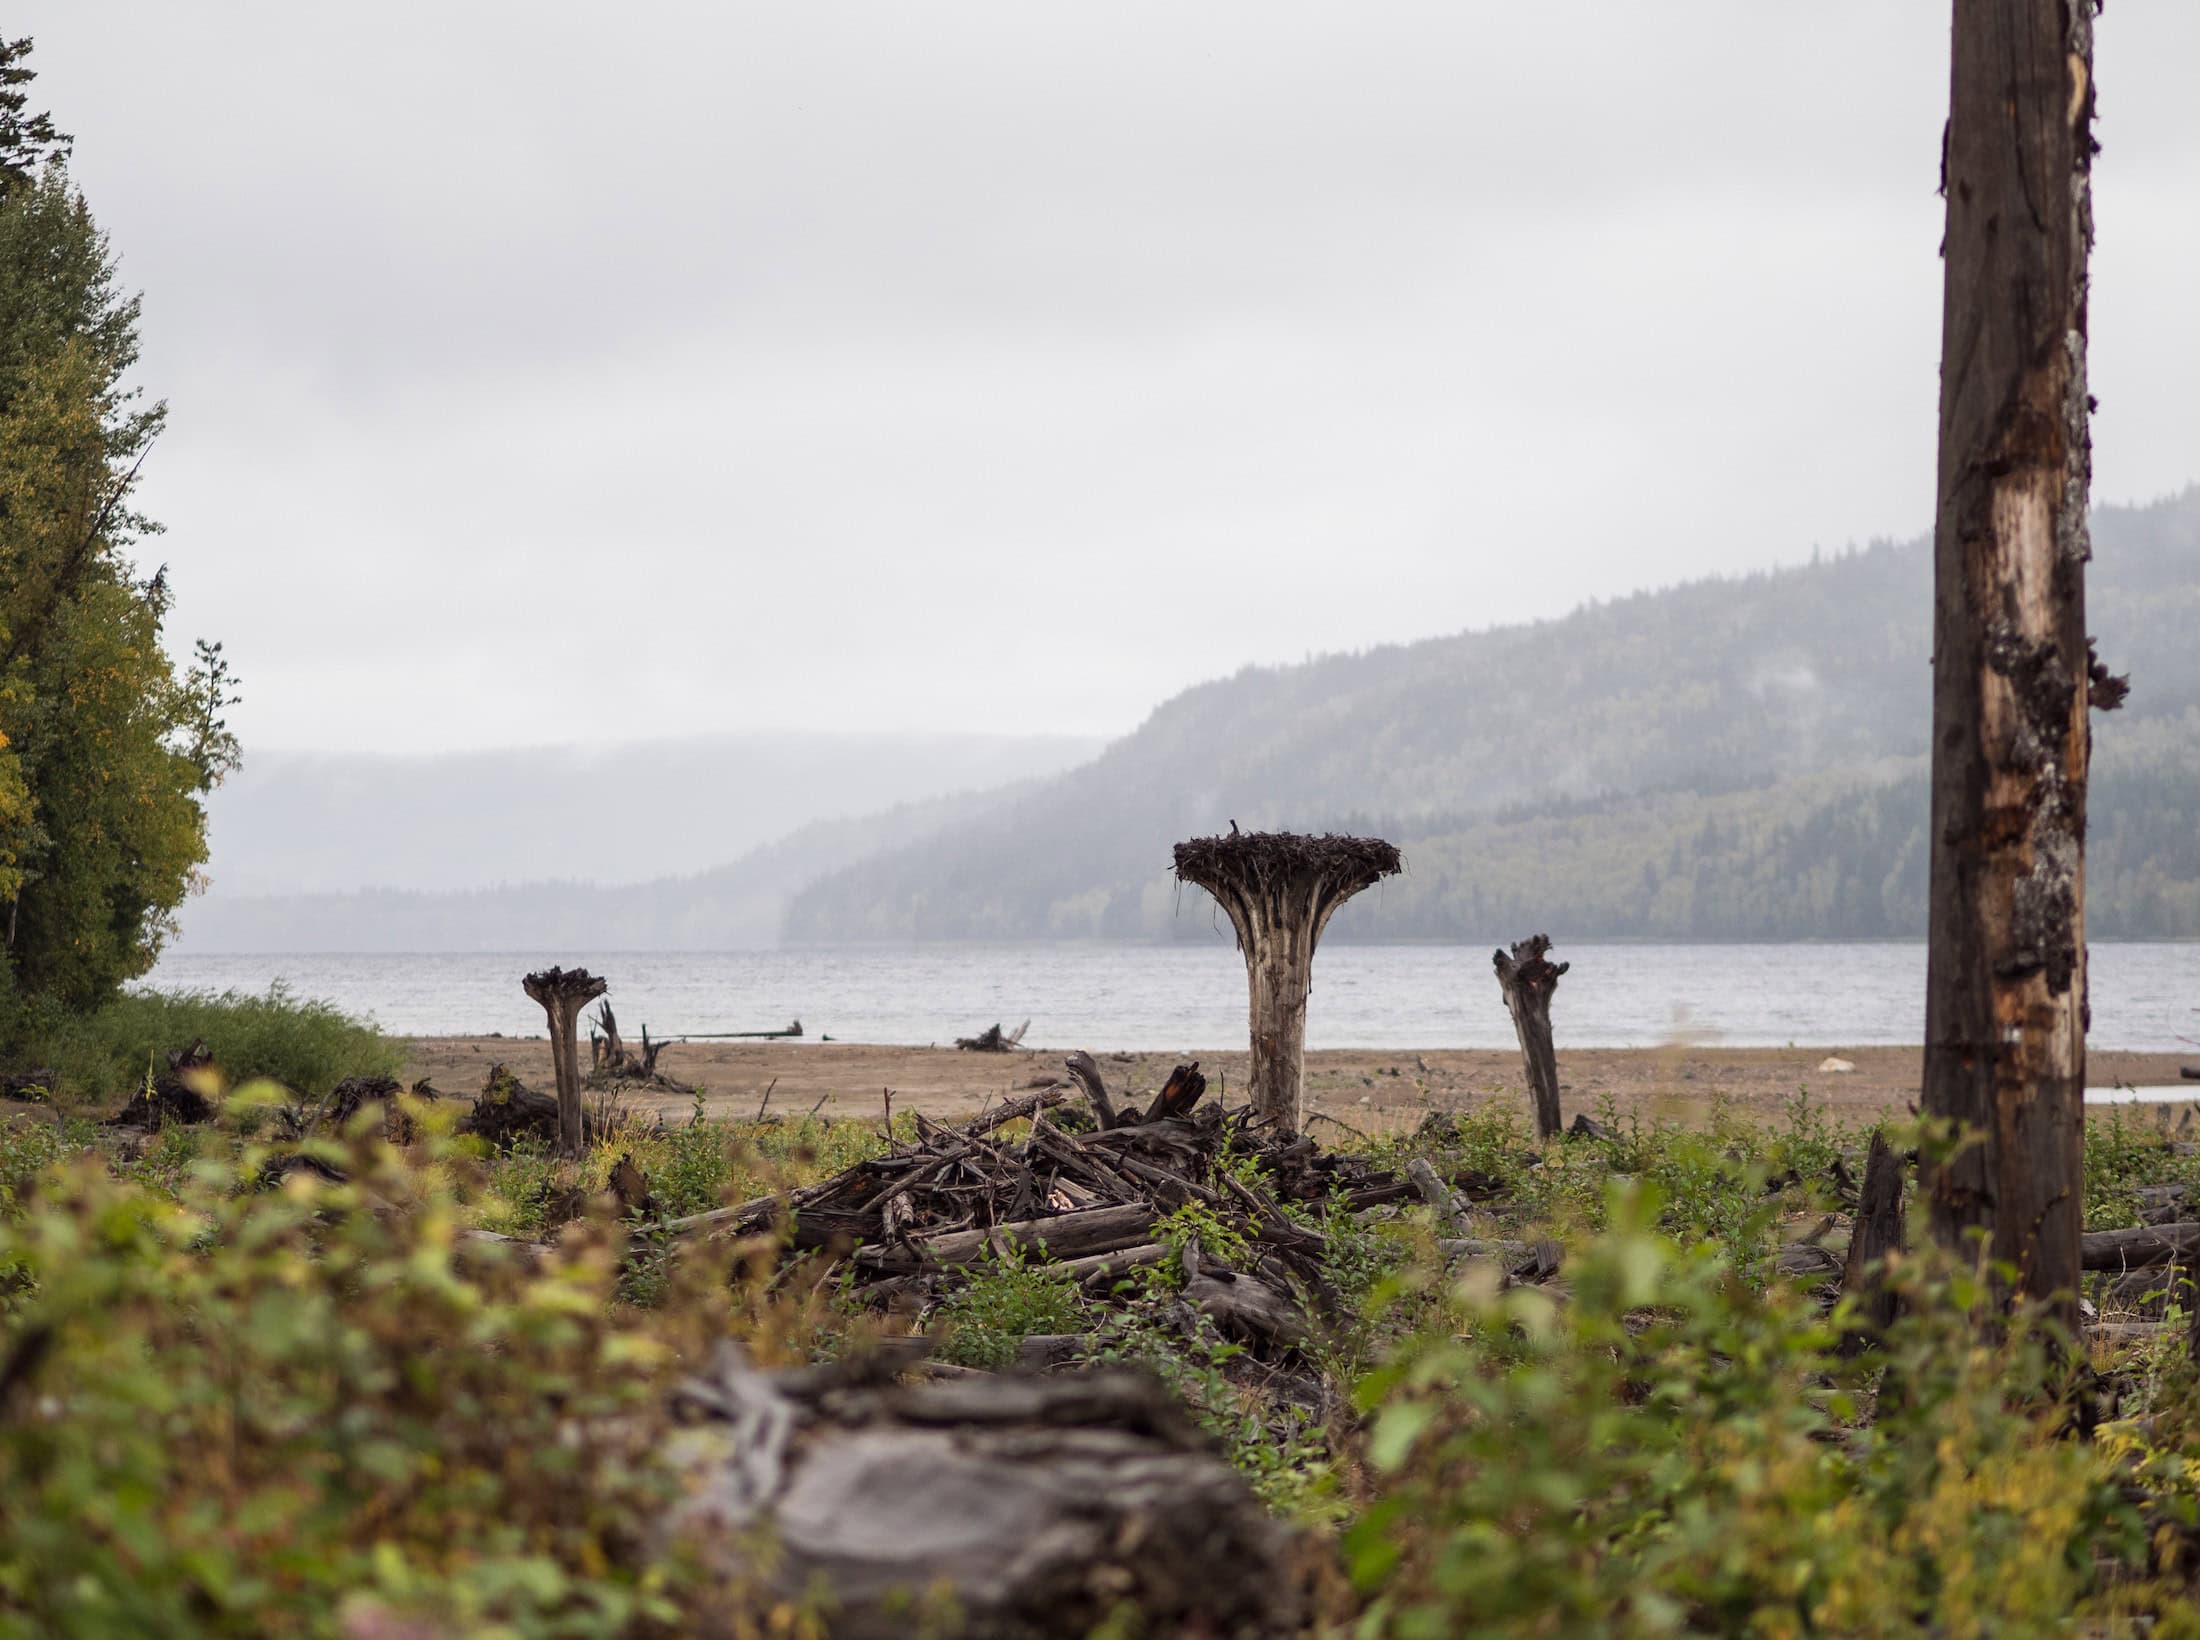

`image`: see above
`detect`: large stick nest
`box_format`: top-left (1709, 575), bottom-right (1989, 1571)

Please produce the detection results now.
top-left (1173, 831), bottom-right (1402, 900)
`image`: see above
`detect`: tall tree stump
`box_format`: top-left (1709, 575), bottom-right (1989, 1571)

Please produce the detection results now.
top-left (1920, 0), bottom-right (2112, 1327)
top-left (1173, 831), bottom-right (1401, 1133)
top-left (1840, 1127), bottom-right (1909, 1356)
top-left (522, 966), bottom-right (607, 1159)
top-left (1493, 935), bottom-right (1567, 1143)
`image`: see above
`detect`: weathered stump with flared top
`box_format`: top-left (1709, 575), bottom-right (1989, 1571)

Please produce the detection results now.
top-left (522, 966), bottom-right (608, 1158)
top-left (1493, 935), bottom-right (1568, 1142)
top-left (1173, 831), bottom-right (1401, 1133)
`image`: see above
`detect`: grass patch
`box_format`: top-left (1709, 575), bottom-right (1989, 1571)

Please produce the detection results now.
top-left (3, 1061), bottom-right (2200, 1631)
top-left (31, 983), bottom-right (403, 1103)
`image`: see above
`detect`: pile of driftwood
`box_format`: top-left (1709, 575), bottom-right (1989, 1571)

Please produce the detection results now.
top-left (953, 1020), bottom-right (1029, 1052)
top-left (657, 1052), bottom-right (1422, 1354)
top-left (587, 1001), bottom-right (691, 1092)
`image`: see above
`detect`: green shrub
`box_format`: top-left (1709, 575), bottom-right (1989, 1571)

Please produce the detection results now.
top-left (34, 983), bottom-right (402, 1102)
top-left (0, 1114), bottom-right (715, 1636)
top-left (1346, 1186), bottom-right (2149, 1638)
top-left (936, 1249), bottom-right (1086, 1370)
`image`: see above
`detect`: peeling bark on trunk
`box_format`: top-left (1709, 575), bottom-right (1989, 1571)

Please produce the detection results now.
top-left (1920, 0), bottom-right (2101, 1329)
top-left (1493, 935), bottom-right (1567, 1143)
top-left (1173, 832), bottom-right (1401, 1133)
top-left (522, 967), bottom-right (607, 1160)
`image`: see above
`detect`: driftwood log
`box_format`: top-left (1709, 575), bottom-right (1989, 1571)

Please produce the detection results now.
top-left (1173, 830), bottom-right (1402, 1133)
top-left (1493, 935), bottom-right (1568, 1142)
top-left (522, 966), bottom-right (607, 1158)
top-left (2082, 1222), bottom-right (2200, 1272)
top-left (954, 1020), bottom-right (1029, 1053)
top-left (661, 1346), bottom-right (1303, 1639)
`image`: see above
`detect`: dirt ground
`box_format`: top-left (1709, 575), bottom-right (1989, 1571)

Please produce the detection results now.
top-left (401, 1037), bottom-right (2198, 1134)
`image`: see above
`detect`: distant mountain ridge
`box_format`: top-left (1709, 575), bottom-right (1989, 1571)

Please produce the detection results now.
top-left (781, 490), bottom-right (2200, 943)
top-left (198, 730), bottom-right (1106, 897)
top-left (176, 785), bottom-right (1040, 953)
top-left (174, 732), bottom-right (1103, 953)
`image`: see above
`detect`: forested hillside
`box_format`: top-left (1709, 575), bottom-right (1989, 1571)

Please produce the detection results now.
top-left (784, 491), bottom-right (2200, 942)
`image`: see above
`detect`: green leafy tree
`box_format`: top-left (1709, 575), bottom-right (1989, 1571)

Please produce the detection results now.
top-left (0, 46), bottom-right (234, 1021)
top-left (0, 37), bottom-right (70, 201)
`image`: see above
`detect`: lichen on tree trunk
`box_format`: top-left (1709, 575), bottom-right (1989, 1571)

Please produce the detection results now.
top-left (1174, 831), bottom-right (1400, 1133)
top-left (1920, 0), bottom-right (2111, 1327)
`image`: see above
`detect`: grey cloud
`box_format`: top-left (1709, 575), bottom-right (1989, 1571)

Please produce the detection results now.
top-left (17, 1), bottom-right (2199, 752)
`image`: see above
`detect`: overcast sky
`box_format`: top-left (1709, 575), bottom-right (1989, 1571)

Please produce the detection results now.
top-left (21, 3), bottom-right (2200, 754)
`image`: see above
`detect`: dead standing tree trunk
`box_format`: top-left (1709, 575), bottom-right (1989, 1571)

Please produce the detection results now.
top-left (1840, 1128), bottom-right (1910, 1356)
top-left (1920, 0), bottom-right (2115, 1328)
top-left (1493, 935), bottom-right (1568, 1143)
top-left (1173, 831), bottom-right (1401, 1134)
top-left (523, 966), bottom-right (608, 1159)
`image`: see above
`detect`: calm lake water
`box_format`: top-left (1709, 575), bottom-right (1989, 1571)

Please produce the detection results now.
top-left (138, 942), bottom-right (2200, 1054)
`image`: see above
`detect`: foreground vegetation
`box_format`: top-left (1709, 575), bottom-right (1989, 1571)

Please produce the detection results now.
top-left (5, 994), bottom-right (2200, 1634)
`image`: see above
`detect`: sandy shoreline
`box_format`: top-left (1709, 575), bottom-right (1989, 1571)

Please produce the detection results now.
top-left (401, 1037), bottom-right (2197, 1131)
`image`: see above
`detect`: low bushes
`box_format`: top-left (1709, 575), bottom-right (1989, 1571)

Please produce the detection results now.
top-left (22, 983), bottom-right (404, 1103)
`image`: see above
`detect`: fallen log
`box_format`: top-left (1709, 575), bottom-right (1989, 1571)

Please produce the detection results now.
top-left (2095, 1320), bottom-right (2177, 1344)
top-left (661, 1345), bottom-right (1304, 1639)
top-left (1182, 1243), bottom-right (1309, 1349)
top-left (857, 1203), bottom-right (1156, 1271)
top-left (1407, 1157), bottom-right (1468, 1236)
top-left (1014, 1333), bottom-right (1094, 1370)
top-left (672, 1021), bottom-right (804, 1040)
top-left (1057, 1242), bottom-right (1169, 1287)
top-left (2082, 1222), bottom-right (2200, 1271)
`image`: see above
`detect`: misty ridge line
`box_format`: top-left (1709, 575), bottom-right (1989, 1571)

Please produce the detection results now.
top-left (173, 488), bottom-right (2200, 954)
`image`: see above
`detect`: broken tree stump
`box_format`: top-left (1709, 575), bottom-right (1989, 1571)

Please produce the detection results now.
top-left (1063, 1050), bottom-right (1120, 1129)
top-left (1493, 934), bottom-right (1568, 1142)
top-left (522, 966), bottom-right (607, 1159)
top-left (1839, 1127), bottom-right (1908, 1355)
top-left (104, 1041), bottom-right (220, 1130)
top-left (1143, 1061), bottom-right (1208, 1123)
top-left (1173, 830), bottom-right (1402, 1133)
top-left (661, 1346), bottom-right (1303, 1638)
